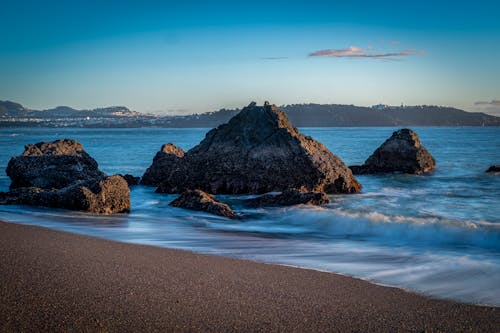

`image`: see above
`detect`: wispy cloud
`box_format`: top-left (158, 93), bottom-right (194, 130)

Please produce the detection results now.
top-left (474, 99), bottom-right (500, 105)
top-left (472, 100), bottom-right (500, 116)
top-left (308, 46), bottom-right (424, 60)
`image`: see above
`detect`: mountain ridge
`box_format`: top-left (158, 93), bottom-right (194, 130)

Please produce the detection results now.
top-left (1, 100), bottom-right (499, 127)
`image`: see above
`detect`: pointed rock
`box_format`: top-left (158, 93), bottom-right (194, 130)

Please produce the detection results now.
top-left (350, 128), bottom-right (435, 174)
top-left (154, 102), bottom-right (361, 194)
top-left (141, 143), bottom-right (185, 186)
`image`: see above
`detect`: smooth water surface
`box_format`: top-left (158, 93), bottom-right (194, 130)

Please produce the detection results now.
top-left (1, 127), bottom-right (499, 305)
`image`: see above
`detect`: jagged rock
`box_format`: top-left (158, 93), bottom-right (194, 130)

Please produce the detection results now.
top-left (120, 174), bottom-right (140, 186)
top-left (6, 139), bottom-right (104, 190)
top-left (2, 139), bottom-right (130, 214)
top-left (486, 165), bottom-right (500, 173)
top-left (153, 102), bottom-right (361, 194)
top-left (246, 189), bottom-right (330, 207)
top-left (0, 175), bottom-right (130, 214)
top-left (169, 189), bottom-right (239, 219)
top-left (58, 175), bottom-right (130, 214)
top-left (349, 128), bottom-right (435, 175)
top-left (141, 143), bottom-right (185, 186)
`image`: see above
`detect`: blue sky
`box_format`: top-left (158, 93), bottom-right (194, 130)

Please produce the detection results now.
top-left (1, 0), bottom-right (499, 114)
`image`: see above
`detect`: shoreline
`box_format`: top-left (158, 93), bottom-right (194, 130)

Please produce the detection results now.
top-left (1, 219), bottom-right (499, 332)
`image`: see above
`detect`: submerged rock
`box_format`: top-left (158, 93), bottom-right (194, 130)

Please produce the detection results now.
top-left (349, 128), bottom-right (435, 175)
top-left (151, 102), bottom-right (361, 194)
top-left (141, 143), bottom-right (185, 186)
top-left (486, 165), bottom-right (500, 173)
top-left (6, 139), bottom-right (104, 190)
top-left (246, 189), bottom-right (330, 207)
top-left (2, 139), bottom-right (130, 214)
top-left (169, 189), bottom-right (239, 219)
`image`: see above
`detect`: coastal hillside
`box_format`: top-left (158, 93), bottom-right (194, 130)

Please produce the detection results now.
top-left (283, 104), bottom-right (500, 127)
top-left (0, 101), bottom-right (141, 119)
top-left (1, 100), bottom-right (499, 127)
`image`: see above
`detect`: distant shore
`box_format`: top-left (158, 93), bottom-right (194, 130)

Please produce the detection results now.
top-left (2, 99), bottom-right (499, 128)
top-left (0, 220), bottom-right (498, 332)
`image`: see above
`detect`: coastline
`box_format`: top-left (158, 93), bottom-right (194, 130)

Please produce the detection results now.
top-left (1, 220), bottom-right (499, 332)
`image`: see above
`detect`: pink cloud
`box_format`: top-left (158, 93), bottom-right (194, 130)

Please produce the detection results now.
top-left (308, 46), bottom-right (424, 60)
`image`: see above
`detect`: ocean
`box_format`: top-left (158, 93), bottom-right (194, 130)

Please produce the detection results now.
top-left (0, 127), bottom-right (499, 305)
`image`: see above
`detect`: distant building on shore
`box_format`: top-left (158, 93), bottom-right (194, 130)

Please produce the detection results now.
top-left (371, 103), bottom-right (407, 110)
top-left (371, 104), bottom-right (389, 110)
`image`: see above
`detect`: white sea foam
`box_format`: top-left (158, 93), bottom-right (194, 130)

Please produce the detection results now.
top-left (0, 126), bottom-right (499, 305)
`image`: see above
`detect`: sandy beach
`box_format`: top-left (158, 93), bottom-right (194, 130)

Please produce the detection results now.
top-left (0, 220), bottom-right (498, 332)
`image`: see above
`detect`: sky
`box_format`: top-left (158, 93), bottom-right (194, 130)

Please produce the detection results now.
top-left (1, 0), bottom-right (499, 115)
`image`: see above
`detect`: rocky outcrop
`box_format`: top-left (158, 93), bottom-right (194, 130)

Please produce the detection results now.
top-left (246, 189), bottom-right (330, 207)
top-left (151, 102), bottom-right (361, 194)
top-left (120, 174), bottom-right (140, 186)
top-left (6, 139), bottom-right (105, 190)
top-left (141, 143), bottom-right (185, 186)
top-left (169, 190), bottom-right (239, 219)
top-left (2, 139), bottom-right (130, 214)
top-left (60, 175), bottom-right (130, 214)
top-left (486, 165), bottom-right (500, 173)
top-left (349, 129), bottom-right (435, 175)
top-left (0, 176), bottom-right (130, 214)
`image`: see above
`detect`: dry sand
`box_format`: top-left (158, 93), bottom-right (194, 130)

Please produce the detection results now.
top-left (0, 220), bottom-right (498, 332)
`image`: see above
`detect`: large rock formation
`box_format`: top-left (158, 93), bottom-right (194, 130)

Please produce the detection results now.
top-left (246, 189), bottom-right (330, 207)
top-left (349, 129), bottom-right (435, 175)
top-left (169, 190), bottom-right (239, 219)
top-left (6, 139), bottom-right (105, 190)
top-left (1, 139), bottom-right (130, 214)
top-left (141, 143), bottom-right (185, 186)
top-left (150, 102), bottom-right (361, 194)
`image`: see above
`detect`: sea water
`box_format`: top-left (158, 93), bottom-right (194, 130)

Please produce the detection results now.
top-left (0, 127), bottom-right (499, 305)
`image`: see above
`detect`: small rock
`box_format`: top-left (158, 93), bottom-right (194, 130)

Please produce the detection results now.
top-left (120, 174), bottom-right (140, 186)
top-left (486, 165), bottom-right (500, 173)
top-left (246, 189), bottom-right (330, 207)
top-left (169, 189), bottom-right (239, 219)
top-left (141, 143), bottom-right (185, 186)
top-left (349, 128), bottom-right (435, 174)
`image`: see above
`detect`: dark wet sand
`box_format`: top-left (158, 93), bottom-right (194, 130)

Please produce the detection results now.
top-left (0, 220), bottom-right (498, 332)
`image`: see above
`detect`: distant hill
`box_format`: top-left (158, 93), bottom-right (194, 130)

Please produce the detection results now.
top-left (0, 100), bottom-right (28, 117)
top-left (0, 100), bottom-right (141, 119)
top-left (1, 100), bottom-right (499, 127)
top-left (166, 104), bottom-right (500, 127)
top-left (281, 104), bottom-right (500, 127)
